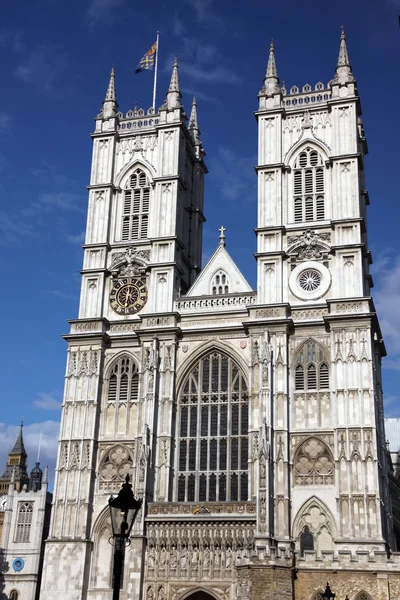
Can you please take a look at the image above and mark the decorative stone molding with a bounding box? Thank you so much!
[292,308,328,321]
[175,294,256,312]
[109,322,141,334]
[147,502,256,518]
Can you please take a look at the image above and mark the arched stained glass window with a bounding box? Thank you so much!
[177,351,248,502]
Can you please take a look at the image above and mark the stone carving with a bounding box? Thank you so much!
[110,323,141,333]
[225,546,232,568]
[292,308,328,321]
[203,546,210,568]
[255,308,281,318]
[294,438,334,485]
[99,445,133,491]
[170,546,177,569]
[147,586,154,600]
[180,546,188,568]
[335,302,363,313]
[287,229,330,261]
[191,545,199,566]
[214,546,221,567]
[157,585,165,600]
[109,246,150,278]
[148,545,156,569]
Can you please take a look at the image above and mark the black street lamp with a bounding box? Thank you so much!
[322,583,336,600]
[108,474,142,600]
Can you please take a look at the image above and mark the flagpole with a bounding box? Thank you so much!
[152,31,159,113]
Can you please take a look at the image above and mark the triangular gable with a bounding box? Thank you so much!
[186,244,253,297]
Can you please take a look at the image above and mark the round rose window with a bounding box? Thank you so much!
[298,269,321,292]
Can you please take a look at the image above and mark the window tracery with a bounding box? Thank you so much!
[293,147,325,223]
[294,341,329,391]
[211,270,230,295]
[122,169,150,241]
[99,445,134,491]
[177,351,248,502]
[294,438,334,485]
[108,356,139,404]
[15,502,33,543]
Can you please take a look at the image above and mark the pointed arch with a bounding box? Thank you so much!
[287,142,329,224]
[355,592,373,600]
[90,506,113,588]
[103,352,140,437]
[293,338,330,392]
[115,158,156,189]
[210,268,230,295]
[176,340,249,394]
[179,587,221,600]
[293,437,334,485]
[176,347,249,503]
[286,138,330,166]
[293,496,337,556]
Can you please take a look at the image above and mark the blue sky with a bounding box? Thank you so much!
[0,0,399,487]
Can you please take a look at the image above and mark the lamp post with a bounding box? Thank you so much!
[108,474,142,600]
[322,583,336,600]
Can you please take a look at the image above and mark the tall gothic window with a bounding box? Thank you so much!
[122,169,150,241]
[211,270,230,295]
[177,351,249,502]
[15,502,33,542]
[294,341,329,391]
[293,147,325,223]
[108,357,139,404]
[9,590,19,600]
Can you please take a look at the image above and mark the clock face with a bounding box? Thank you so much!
[110,278,148,315]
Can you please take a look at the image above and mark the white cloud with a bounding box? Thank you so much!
[383,395,400,418]
[209,147,256,202]
[0,421,60,489]
[14,44,69,91]
[0,29,24,53]
[181,87,219,105]
[67,231,86,244]
[33,392,62,411]
[0,113,12,133]
[179,62,241,84]
[87,0,125,27]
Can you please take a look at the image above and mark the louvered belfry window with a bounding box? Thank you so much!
[293,148,325,223]
[177,351,249,502]
[108,357,139,403]
[122,169,150,241]
[15,502,33,543]
[294,341,329,391]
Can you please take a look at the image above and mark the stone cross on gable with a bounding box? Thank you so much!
[219,225,226,246]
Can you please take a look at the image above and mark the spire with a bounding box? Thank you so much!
[167,57,182,110]
[262,40,280,96]
[10,420,27,458]
[102,66,118,119]
[188,96,200,145]
[332,26,355,85]
[43,465,48,485]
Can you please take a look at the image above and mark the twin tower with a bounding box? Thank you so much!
[13,28,400,600]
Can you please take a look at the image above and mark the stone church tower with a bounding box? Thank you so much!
[39,30,400,600]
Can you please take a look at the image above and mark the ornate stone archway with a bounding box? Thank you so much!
[182,593,217,600]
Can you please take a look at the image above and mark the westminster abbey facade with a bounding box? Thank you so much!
[35,30,400,600]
